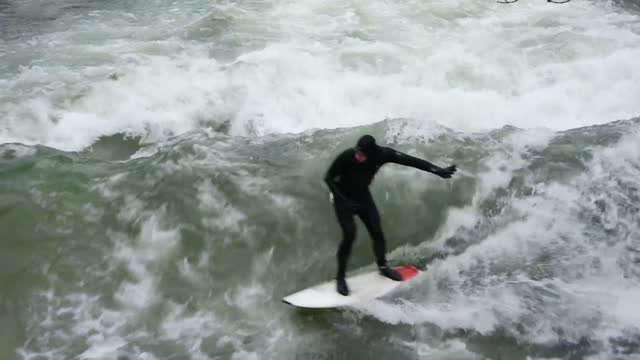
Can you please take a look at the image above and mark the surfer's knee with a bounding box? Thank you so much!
[342,223,356,242]
[367,227,384,242]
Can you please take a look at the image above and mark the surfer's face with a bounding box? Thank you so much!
[354,150,367,163]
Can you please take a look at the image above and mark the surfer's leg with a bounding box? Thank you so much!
[358,196,402,281]
[334,201,356,280]
[357,197,386,266]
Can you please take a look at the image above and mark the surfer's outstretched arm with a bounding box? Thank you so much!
[383,147,457,178]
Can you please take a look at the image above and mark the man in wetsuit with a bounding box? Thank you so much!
[325,135,457,296]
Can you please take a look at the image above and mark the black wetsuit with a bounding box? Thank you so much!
[325,142,450,280]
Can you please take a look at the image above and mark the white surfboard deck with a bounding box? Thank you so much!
[282,265,420,308]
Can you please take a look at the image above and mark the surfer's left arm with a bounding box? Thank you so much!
[324,150,357,204]
[383,147,457,178]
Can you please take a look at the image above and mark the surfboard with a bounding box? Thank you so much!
[282,265,420,308]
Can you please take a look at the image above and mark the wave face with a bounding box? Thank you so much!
[1,118,639,359]
[2,0,640,359]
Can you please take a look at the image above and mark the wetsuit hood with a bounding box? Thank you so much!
[355,135,379,154]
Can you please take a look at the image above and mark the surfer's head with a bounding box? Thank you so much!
[354,135,378,163]
[355,134,378,154]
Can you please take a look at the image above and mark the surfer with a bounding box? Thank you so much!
[325,135,456,296]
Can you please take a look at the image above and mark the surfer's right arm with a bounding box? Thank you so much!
[324,150,356,206]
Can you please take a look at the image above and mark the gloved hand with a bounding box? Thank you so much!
[435,164,457,178]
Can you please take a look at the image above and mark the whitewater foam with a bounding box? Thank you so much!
[356,129,640,356]
[2,0,640,150]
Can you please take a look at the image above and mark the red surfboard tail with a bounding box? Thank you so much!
[393,265,420,281]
